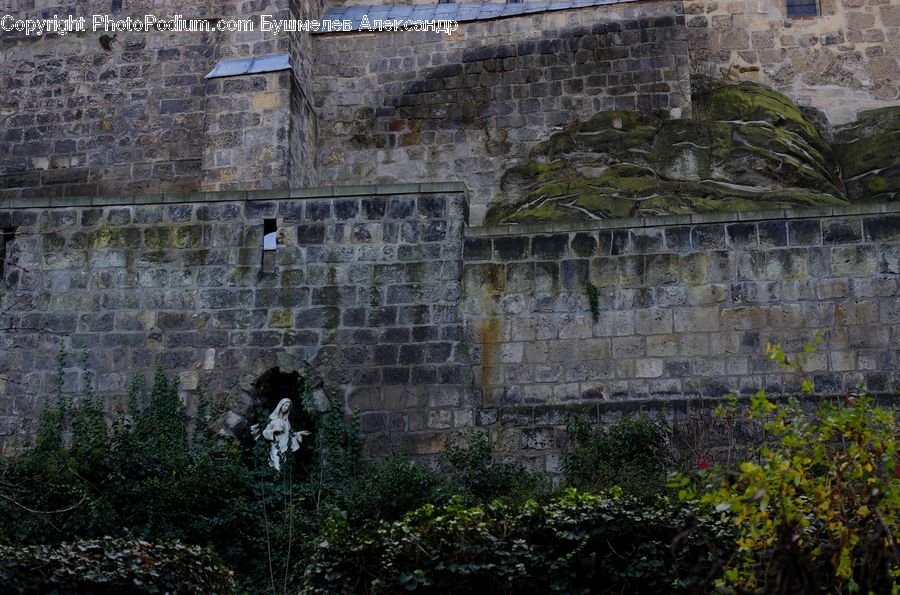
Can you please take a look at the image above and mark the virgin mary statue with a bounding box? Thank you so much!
[251,398,311,471]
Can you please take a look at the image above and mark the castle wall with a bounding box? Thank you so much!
[3,189,899,469]
[0,185,472,455]
[0,0,323,200]
[460,204,900,470]
[686,0,900,125]
[5,1,899,204]
[463,208,900,403]
[311,2,691,225]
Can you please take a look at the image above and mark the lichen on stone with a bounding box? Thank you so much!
[833,106,900,203]
[486,80,868,224]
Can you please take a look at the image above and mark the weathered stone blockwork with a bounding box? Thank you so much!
[312,1,690,224]
[0,0,323,199]
[458,207,900,471]
[0,185,470,456]
[686,0,900,124]
[464,208,900,413]
[4,188,900,471]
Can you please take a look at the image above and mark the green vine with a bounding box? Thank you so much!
[582,281,601,323]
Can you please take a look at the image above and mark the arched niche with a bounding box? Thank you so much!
[218,352,326,439]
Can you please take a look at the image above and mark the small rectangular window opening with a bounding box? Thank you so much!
[1,227,15,284]
[786,0,818,18]
[262,219,277,274]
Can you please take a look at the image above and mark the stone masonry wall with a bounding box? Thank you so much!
[312,1,691,224]
[462,205,900,471]
[0,0,323,200]
[0,185,471,458]
[463,205,900,404]
[4,188,900,472]
[687,0,900,125]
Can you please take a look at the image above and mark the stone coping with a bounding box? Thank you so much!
[467,202,900,237]
[318,0,644,33]
[3,186,898,234]
[0,182,468,210]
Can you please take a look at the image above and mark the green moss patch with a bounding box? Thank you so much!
[487,81,862,224]
[834,106,900,202]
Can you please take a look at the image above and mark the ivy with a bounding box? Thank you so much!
[302,489,735,594]
[582,281,601,323]
[0,537,234,594]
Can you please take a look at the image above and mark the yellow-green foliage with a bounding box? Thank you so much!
[674,337,900,593]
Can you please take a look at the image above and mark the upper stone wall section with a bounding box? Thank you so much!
[322,0,644,25]
[686,0,900,125]
[312,1,691,225]
[325,0,628,8]
[0,0,324,201]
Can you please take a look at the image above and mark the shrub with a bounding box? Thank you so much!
[442,431,551,505]
[0,358,365,594]
[563,414,672,498]
[343,452,452,524]
[0,537,234,594]
[684,390,900,593]
[0,364,265,584]
[302,489,735,594]
[673,338,900,593]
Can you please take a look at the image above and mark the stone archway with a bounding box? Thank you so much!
[217,352,327,438]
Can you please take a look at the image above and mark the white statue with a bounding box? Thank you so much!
[251,398,311,471]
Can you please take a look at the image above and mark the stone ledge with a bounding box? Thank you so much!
[466,202,900,237]
[0,182,469,209]
[480,393,900,426]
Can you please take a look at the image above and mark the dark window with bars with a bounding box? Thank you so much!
[786,0,818,17]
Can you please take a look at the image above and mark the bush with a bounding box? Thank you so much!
[302,489,735,594]
[0,537,233,594]
[343,452,452,524]
[0,364,268,587]
[684,390,900,593]
[563,414,672,498]
[672,338,900,593]
[442,431,551,505]
[0,358,364,594]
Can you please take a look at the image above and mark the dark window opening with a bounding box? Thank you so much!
[786,0,818,17]
[1,228,15,285]
[438,0,455,4]
[262,218,277,274]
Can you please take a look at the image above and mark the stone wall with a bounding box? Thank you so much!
[463,205,900,403]
[0,0,323,200]
[0,184,471,457]
[4,0,900,205]
[311,1,691,224]
[460,204,900,469]
[3,186,900,470]
[686,0,900,125]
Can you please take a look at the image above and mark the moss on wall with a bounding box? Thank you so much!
[833,106,900,203]
[486,81,866,225]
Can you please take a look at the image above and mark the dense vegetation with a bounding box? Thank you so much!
[1,341,899,593]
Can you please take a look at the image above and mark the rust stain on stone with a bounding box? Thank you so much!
[480,318,502,388]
